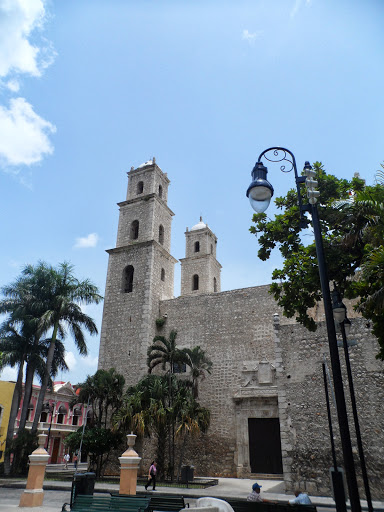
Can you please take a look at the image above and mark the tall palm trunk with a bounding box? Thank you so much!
[19,362,34,431]
[4,360,25,475]
[31,323,58,434]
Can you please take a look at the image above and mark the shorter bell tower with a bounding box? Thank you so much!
[180,217,221,296]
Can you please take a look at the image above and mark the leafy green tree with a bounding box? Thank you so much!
[65,427,122,478]
[69,368,125,477]
[250,161,384,357]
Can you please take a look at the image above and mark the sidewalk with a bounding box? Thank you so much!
[1,476,383,512]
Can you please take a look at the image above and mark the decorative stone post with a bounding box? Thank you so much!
[19,429,50,508]
[119,432,141,495]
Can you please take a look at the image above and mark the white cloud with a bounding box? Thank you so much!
[65,351,78,370]
[82,355,99,368]
[242,29,263,46]
[0,0,54,78]
[290,0,311,18]
[74,233,100,249]
[0,97,56,167]
[6,79,21,92]
[0,366,18,381]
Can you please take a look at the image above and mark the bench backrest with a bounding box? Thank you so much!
[72,495,150,512]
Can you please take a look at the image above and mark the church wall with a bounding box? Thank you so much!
[158,285,286,476]
[275,317,384,500]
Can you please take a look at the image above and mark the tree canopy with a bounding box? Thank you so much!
[250,162,384,358]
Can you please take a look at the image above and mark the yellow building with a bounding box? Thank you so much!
[0,380,16,463]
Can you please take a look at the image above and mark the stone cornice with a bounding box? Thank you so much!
[117,193,174,217]
[107,240,178,263]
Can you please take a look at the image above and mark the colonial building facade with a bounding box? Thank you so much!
[98,160,384,499]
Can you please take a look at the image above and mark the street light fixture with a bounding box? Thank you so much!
[332,290,373,512]
[246,147,361,512]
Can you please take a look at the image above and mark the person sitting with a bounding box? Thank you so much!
[247,483,264,502]
[289,490,312,505]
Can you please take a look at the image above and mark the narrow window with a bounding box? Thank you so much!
[161,268,165,281]
[192,274,199,291]
[159,184,163,198]
[72,408,81,426]
[40,411,48,423]
[123,265,134,293]
[211,244,213,254]
[137,181,144,194]
[214,277,217,292]
[130,220,139,240]
[26,403,34,422]
[159,224,164,245]
[194,241,200,252]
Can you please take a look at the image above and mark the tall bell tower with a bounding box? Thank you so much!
[98,159,177,383]
[180,217,221,296]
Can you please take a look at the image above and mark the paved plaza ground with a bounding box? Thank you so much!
[1,475,383,512]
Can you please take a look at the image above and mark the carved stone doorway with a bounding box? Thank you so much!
[248,417,283,474]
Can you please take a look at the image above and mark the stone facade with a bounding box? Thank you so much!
[98,160,384,500]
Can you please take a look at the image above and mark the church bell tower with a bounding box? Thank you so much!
[98,159,177,382]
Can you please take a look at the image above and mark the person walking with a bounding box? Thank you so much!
[64,453,70,469]
[145,461,157,491]
[73,454,78,470]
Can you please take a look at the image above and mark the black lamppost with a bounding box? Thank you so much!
[332,290,373,512]
[246,147,361,512]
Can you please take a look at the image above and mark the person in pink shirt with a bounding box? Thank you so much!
[145,461,157,491]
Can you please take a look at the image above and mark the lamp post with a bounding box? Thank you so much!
[332,290,373,512]
[246,147,361,512]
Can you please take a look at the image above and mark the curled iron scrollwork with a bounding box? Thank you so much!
[259,147,295,173]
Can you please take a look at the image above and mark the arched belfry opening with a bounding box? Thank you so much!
[137,181,144,194]
[192,274,199,291]
[195,241,200,252]
[159,224,164,245]
[123,265,134,293]
[130,220,139,240]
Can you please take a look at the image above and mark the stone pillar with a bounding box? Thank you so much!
[119,433,141,495]
[19,430,50,508]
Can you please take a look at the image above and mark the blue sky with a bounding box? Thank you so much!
[1,0,383,385]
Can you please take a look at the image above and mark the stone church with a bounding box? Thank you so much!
[98,159,384,499]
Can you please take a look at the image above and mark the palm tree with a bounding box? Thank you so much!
[183,346,212,398]
[0,261,102,435]
[147,330,184,374]
[29,262,102,433]
[0,320,31,474]
[72,368,125,429]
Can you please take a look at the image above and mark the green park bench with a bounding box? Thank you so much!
[225,499,317,512]
[68,494,151,512]
[111,493,188,512]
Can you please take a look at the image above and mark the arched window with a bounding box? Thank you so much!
[158,184,163,198]
[123,266,134,293]
[192,274,199,291]
[194,241,200,252]
[72,407,82,426]
[57,405,67,424]
[214,277,217,292]
[161,268,165,281]
[137,181,144,194]
[130,220,139,240]
[159,224,164,245]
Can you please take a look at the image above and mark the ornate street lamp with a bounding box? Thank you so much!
[246,147,361,512]
[332,290,373,512]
